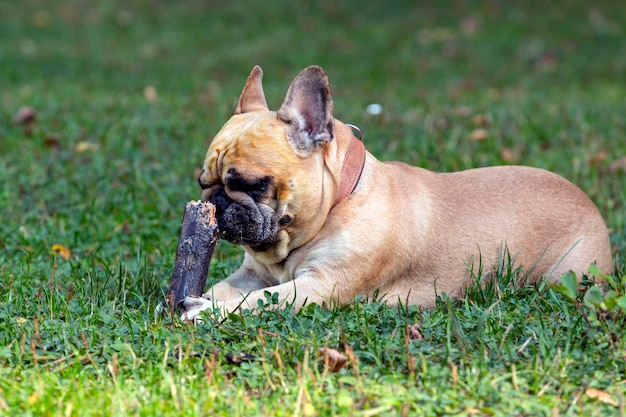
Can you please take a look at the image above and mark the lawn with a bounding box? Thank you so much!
[1,0,625,416]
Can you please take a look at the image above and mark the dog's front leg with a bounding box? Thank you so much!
[181,275,334,321]
[202,253,279,300]
[180,253,279,321]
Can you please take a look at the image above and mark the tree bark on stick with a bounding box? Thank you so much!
[167,201,218,310]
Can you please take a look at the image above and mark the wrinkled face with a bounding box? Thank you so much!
[198,112,329,264]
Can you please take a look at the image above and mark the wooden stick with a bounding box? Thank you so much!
[167,201,218,310]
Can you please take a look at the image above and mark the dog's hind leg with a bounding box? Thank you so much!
[545,233,613,283]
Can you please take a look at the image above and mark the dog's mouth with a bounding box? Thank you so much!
[217,221,278,247]
[207,186,280,248]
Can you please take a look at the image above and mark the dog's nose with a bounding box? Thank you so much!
[210,187,231,214]
[198,169,211,189]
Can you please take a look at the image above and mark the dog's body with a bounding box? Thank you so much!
[182,66,612,319]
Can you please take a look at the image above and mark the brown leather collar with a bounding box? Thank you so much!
[334,127,366,206]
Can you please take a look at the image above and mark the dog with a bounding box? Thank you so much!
[182,65,612,320]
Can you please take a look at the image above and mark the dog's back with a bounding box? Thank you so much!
[387,163,612,282]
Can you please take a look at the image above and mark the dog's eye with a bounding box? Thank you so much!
[226,170,274,199]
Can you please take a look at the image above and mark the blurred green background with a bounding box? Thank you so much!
[2,0,624,263]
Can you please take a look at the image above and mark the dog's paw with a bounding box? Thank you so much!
[180,296,213,322]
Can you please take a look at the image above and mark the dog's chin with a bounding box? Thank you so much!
[219,232,272,245]
[247,241,275,253]
[218,225,278,251]
[220,234,277,254]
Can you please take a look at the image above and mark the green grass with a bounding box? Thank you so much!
[1,0,625,415]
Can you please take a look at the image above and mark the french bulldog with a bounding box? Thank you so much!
[182,65,612,320]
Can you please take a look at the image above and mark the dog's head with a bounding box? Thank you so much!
[198,66,344,264]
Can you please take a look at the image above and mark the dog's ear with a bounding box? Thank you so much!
[234,66,269,114]
[278,66,334,155]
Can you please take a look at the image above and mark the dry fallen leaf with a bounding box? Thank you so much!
[585,388,618,406]
[318,347,347,372]
[589,150,608,166]
[407,323,424,340]
[144,85,157,102]
[302,403,315,417]
[43,136,61,149]
[27,393,39,406]
[500,148,517,163]
[13,106,36,126]
[471,114,491,127]
[75,141,100,153]
[51,244,71,260]
[608,156,626,173]
[469,128,489,142]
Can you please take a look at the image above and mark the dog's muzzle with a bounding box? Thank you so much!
[208,186,279,247]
